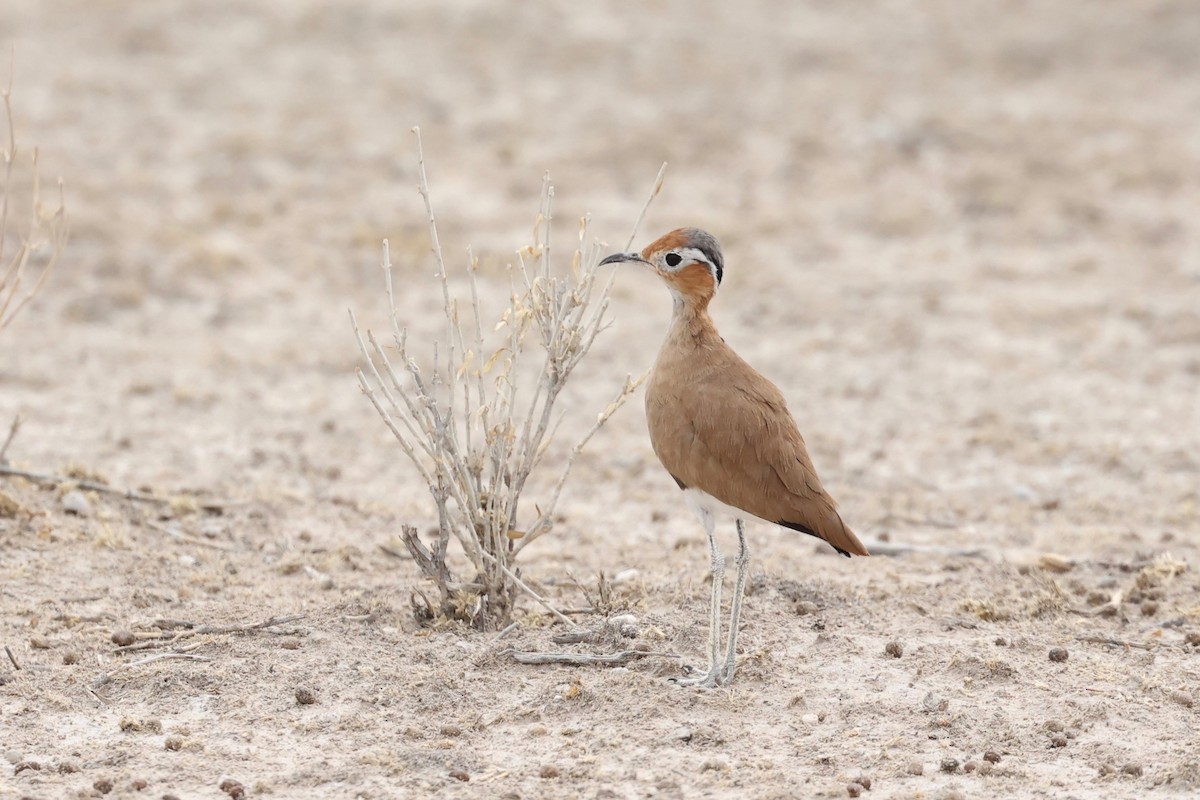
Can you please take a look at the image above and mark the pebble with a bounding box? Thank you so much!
[1049,647,1069,663]
[219,778,246,799]
[884,641,903,658]
[796,600,820,615]
[294,687,317,705]
[61,490,92,517]
[1169,690,1194,708]
[963,761,977,773]
[539,764,560,779]
[1050,734,1067,748]
[856,776,872,790]
[847,784,862,797]
[111,630,136,647]
[164,735,183,751]
[906,761,924,775]
[93,778,114,794]
[449,769,469,782]
[940,758,959,773]
[1184,632,1200,647]
[983,751,1002,763]
[1045,719,1065,732]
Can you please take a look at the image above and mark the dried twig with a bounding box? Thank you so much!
[504,648,681,667]
[0,414,20,464]
[144,520,236,552]
[0,464,240,511]
[4,644,19,670]
[113,614,305,653]
[94,652,213,685]
[1075,635,1156,651]
[859,538,989,559]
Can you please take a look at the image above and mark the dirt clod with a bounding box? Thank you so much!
[940,758,959,773]
[111,630,136,647]
[1050,734,1067,748]
[449,769,469,782]
[884,641,903,658]
[847,783,862,797]
[13,760,41,775]
[1121,763,1144,777]
[984,751,1002,763]
[1048,647,1069,663]
[539,764,560,779]
[906,761,923,776]
[62,651,80,665]
[164,736,183,751]
[94,778,114,794]
[294,687,317,705]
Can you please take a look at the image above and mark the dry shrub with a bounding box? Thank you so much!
[1,74,67,332]
[352,129,662,629]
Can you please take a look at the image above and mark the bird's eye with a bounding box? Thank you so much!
[664,253,682,267]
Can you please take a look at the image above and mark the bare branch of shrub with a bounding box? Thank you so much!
[352,128,661,629]
[0,72,67,332]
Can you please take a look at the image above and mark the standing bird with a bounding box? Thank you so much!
[601,228,868,687]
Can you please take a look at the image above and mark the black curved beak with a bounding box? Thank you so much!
[599,251,650,267]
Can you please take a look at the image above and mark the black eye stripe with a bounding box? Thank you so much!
[665,253,682,267]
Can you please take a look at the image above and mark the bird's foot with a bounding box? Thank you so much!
[669,663,728,689]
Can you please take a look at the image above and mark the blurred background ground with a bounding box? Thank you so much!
[2,1,1199,798]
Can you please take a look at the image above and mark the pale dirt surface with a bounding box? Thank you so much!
[3,1,1200,798]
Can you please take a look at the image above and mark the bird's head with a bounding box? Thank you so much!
[601,227,724,305]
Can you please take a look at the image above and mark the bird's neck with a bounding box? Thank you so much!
[667,292,720,345]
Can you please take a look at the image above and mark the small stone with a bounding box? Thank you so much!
[1169,690,1194,708]
[1045,719,1065,732]
[940,758,959,773]
[111,630,136,647]
[29,636,51,649]
[847,784,862,797]
[539,764,560,779]
[795,600,820,615]
[93,778,114,794]
[856,775,872,790]
[1049,647,1069,663]
[1120,763,1143,777]
[449,769,469,782]
[1141,602,1158,616]
[994,637,1007,646]
[279,637,301,650]
[164,735,183,751]
[62,490,92,517]
[295,687,317,705]
[62,651,80,665]
[906,761,924,775]
[1050,734,1067,748]
[132,778,148,790]
[440,725,462,737]
[983,750,1002,763]
[219,778,246,799]
[884,641,903,658]
[964,761,977,773]
[1184,632,1200,647]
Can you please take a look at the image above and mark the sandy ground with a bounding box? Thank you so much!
[3,1,1200,798]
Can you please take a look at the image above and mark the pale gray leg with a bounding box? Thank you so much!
[719,519,751,684]
[673,506,724,686]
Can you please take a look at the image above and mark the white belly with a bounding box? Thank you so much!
[683,487,747,521]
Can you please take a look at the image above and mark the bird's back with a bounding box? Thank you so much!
[646,322,868,557]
